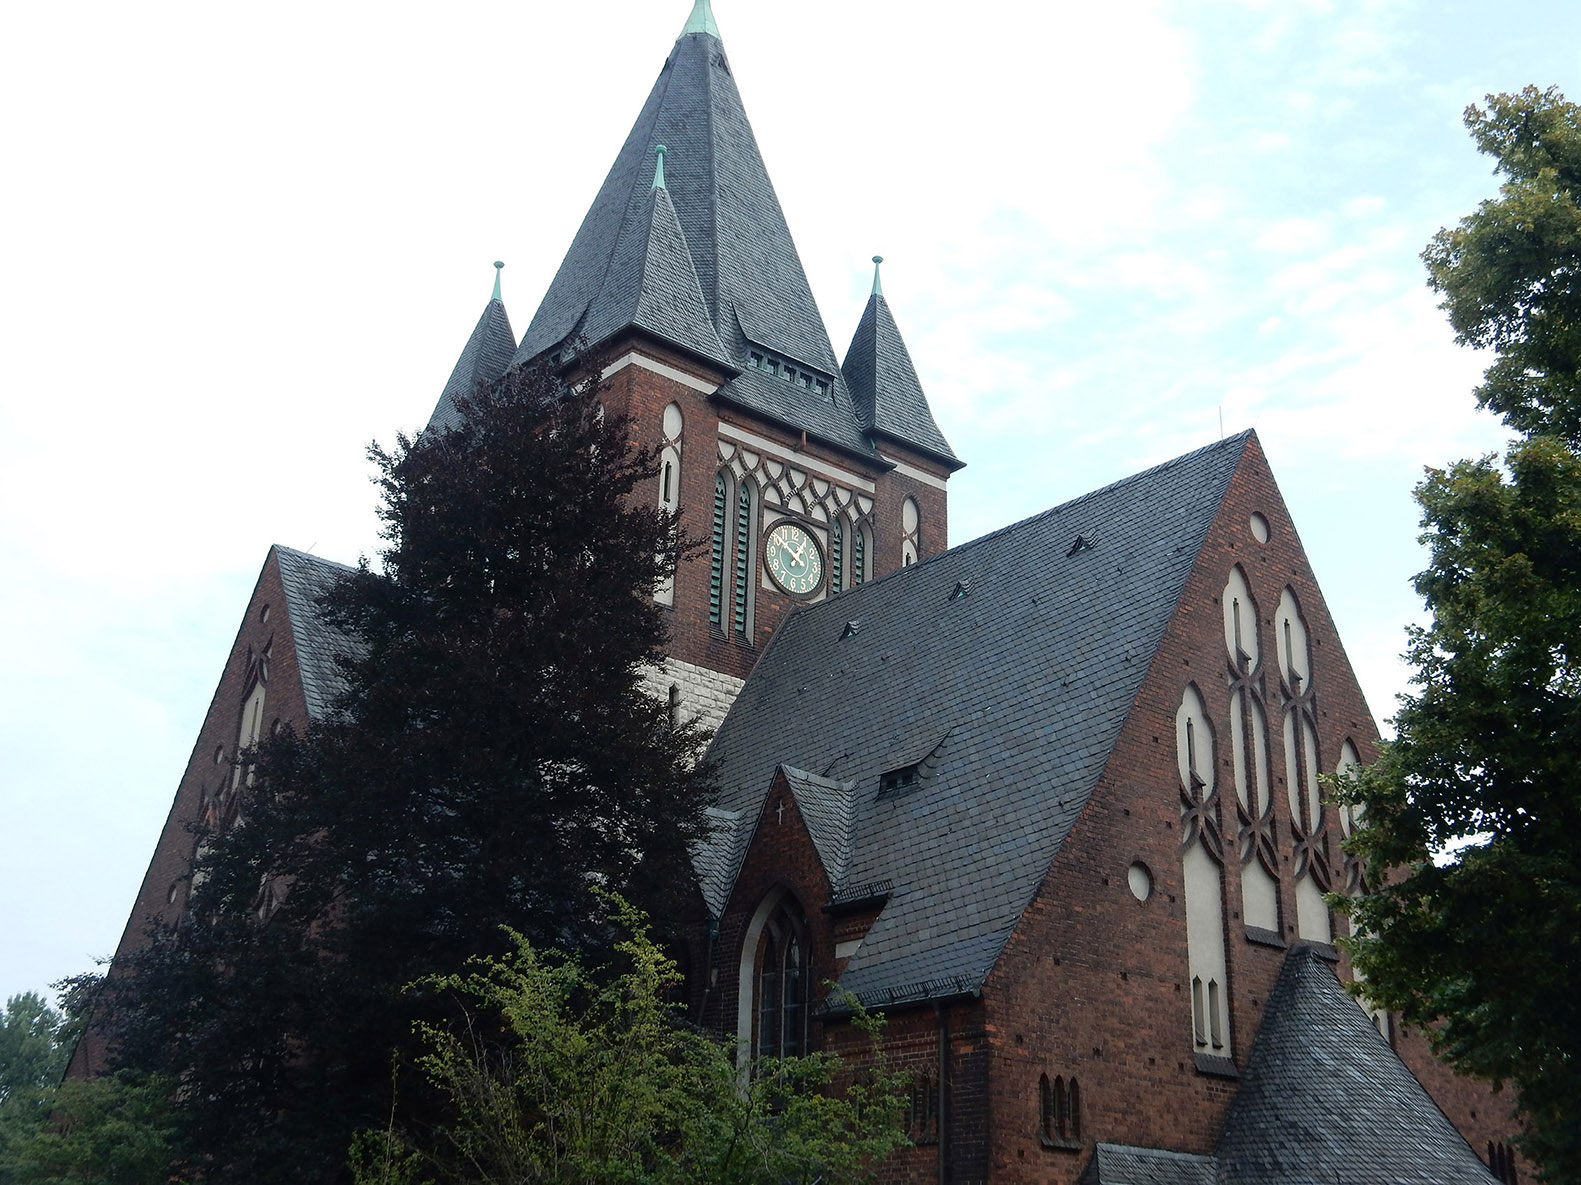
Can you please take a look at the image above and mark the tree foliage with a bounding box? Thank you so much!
[100,356,716,1181]
[0,994,66,1106]
[350,896,910,1185]
[0,1073,182,1185]
[1338,86,1581,1182]
[1423,86,1581,445]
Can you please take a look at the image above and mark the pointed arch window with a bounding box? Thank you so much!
[852,523,869,586]
[1039,1073,1081,1147]
[754,903,808,1059]
[902,497,920,566]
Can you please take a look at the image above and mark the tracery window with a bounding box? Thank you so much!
[1224,567,1279,935]
[1277,587,1331,943]
[655,403,682,606]
[1178,684,1231,1058]
[754,902,808,1059]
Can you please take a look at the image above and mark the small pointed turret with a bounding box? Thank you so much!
[842,261,962,470]
[681,0,720,39]
[652,144,668,191]
[427,262,518,432]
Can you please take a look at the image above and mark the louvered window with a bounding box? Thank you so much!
[709,473,727,628]
[853,525,867,586]
[732,482,754,638]
[830,519,844,594]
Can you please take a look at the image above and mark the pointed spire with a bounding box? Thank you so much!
[680,0,720,39]
[871,255,884,297]
[492,260,504,302]
[652,144,668,191]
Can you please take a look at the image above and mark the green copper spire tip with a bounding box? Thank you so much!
[652,144,668,191]
[681,0,720,39]
[871,255,884,297]
[492,260,504,301]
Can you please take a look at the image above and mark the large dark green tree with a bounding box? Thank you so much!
[101,355,714,1181]
[1339,86,1581,1182]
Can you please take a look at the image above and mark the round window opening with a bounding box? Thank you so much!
[1127,861,1154,903]
[1249,512,1270,543]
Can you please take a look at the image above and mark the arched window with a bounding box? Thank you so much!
[902,496,920,566]
[1039,1073,1081,1146]
[1178,684,1231,1058]
[852,523,869,586]
[656,405,682,607]
[732,480,757,640]
[667,684,681,732]
[710,472,729,628]
[754,903,807,1059]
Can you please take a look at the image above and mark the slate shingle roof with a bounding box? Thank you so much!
[702,433,1253,1005]
[577,184,731,372]
[427,297,517,433]
[1076,1143,1218,1185]
[1215,945,1498,1185]
[274,546,360,722]
[514,25,881,459]
[843,292,961,469]
[779,765,858,890]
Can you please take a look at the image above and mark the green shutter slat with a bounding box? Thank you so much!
[709,474,726,626]
[831,519,844,594]
[733,484,752,636]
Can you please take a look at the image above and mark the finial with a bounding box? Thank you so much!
[681,0,721,39]
[492,260,504,302]
[652,144,668,191]
[871,255,884,297]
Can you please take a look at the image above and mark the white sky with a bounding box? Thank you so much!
[1,0,1574,1005]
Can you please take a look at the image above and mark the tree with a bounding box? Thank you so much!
[1337,86,1581,1182]
[349,896,911,1185]
[0,1073,182,1185]
[101,354,716,1182]
[0,995,65,1106]
[1423,86,1581,445]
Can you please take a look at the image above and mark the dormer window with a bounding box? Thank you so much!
[878,762,922,798]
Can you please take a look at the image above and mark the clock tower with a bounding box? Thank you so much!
[429,0,962,731]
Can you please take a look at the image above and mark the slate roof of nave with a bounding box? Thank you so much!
[427,296,517,433]
[274,546,360,722]
[700,432,1254,1006]
[514,21,880,460]
[1215,946,1498,1185]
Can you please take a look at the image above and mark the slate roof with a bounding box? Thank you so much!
[427,296,517,433]
[702,432,1253,1006]
[514,21,883,460]
[274,546,360,722]
[843,292,961,469]
[1216,946,1498,1185]
[1076,1144,1218,1185]
[779,765,858,889]
[577,184,732,372]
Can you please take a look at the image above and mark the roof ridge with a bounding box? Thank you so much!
[271,544,356,572]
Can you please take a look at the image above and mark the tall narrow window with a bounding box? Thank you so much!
[830,518,845,594]
[710,473,728,628]
[754,904,807,1060]
[656,404,683,607]
[902,496,920,566]
[853,524,869,586]
[732,482,756,639]
[1039,1073,1081,1145]
[1179,685,1231,1059]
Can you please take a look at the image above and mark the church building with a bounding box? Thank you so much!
[86,2,1522,1181]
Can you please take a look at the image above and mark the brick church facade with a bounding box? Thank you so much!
[86,2,1522,1181]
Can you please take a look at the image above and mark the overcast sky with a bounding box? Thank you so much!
[2,0,1575,1006]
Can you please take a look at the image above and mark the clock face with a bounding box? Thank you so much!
[764,522,823,596]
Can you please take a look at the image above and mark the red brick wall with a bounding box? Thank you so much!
[974,434,1515,1182]
[70,549,313,1077]
[599,336,955,683]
